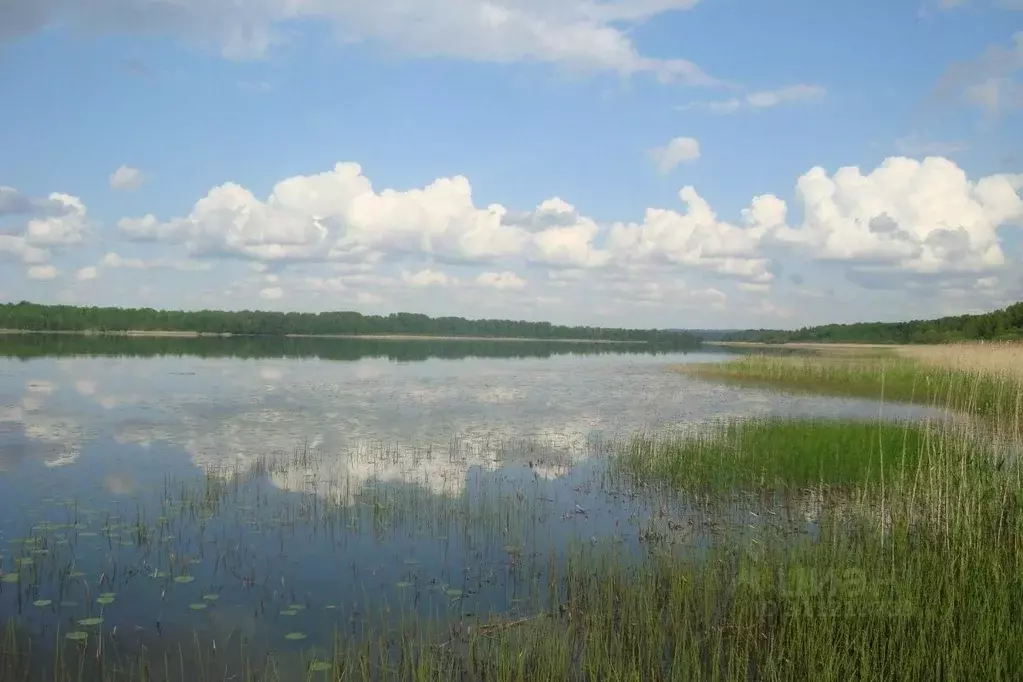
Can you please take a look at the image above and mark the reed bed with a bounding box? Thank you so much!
[896,341,1023,381]
[682,352,1023,430]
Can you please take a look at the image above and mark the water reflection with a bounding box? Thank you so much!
[0,337,955,679]
[0,341,940,500]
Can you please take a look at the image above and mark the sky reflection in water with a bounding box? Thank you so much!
[0,339,940,670]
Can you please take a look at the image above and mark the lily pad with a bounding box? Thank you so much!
[149,570,168,579]
[1,574,19,583]
[100,592,116,598]
[78,617,103,627]
[310,661,331,672]
[202,594,219,601]
[96,596,115,605]
[69,571,85,578]
[65,631,88,641]
[16,558,33,566]
[33,599,52,607]
[288,604,307,611]
[173,575,195,584]
[189,603,207,611]
[285,632,307,641]
[445,589,463,597]
[395,581,412,589]
[280,609,299,616]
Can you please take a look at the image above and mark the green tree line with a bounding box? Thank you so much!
[0,301,700,348]
[723,301,1023,344]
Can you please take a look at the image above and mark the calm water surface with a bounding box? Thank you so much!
[0,336,938,674]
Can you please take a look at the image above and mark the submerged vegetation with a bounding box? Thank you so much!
[0,301,700,347]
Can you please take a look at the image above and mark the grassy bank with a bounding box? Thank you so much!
[682,348,1023,427]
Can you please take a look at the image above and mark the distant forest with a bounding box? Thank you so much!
[723,301,1023,344]
[0,301,700,348]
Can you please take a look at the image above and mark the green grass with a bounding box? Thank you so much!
[684,354,1023,427]
[615,418,941,492]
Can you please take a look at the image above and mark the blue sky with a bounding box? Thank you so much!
[1,0,1021,329]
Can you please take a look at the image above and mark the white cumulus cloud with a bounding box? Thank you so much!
[102,155,1023,314]
[769,156,1023,275]
[75,266,99,281]
[649,136,701,173]
[110,165,144,190]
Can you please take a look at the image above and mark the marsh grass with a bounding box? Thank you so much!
[897,341,1023,381]
[615,418,939,491]
[683,353,1023,429]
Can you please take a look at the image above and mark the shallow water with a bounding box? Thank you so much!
[0,335,941,676]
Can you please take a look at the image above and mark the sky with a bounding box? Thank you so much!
[1,0,1022,330]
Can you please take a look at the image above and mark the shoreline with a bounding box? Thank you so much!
[706,340,902,350]
[0,329,645,344]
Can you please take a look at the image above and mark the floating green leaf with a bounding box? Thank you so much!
[69,571,85,578]
[202,594,219,601]
[189,603,207,610]
[285,632,307,640]
[78,617,103,627]
[149,570,168,579]
[173,575,195,584]
[280,609,299,616]
[288,604,307,611]
[33,599,52,607]
[310,661,331,672]
[65,631,88,641]
[395,581,412,589]
[100,592,116,598]
[445,589,463,597]
[96,596,115,605]
[1,574,19,583]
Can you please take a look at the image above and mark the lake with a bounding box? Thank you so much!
[0,335,940,679]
